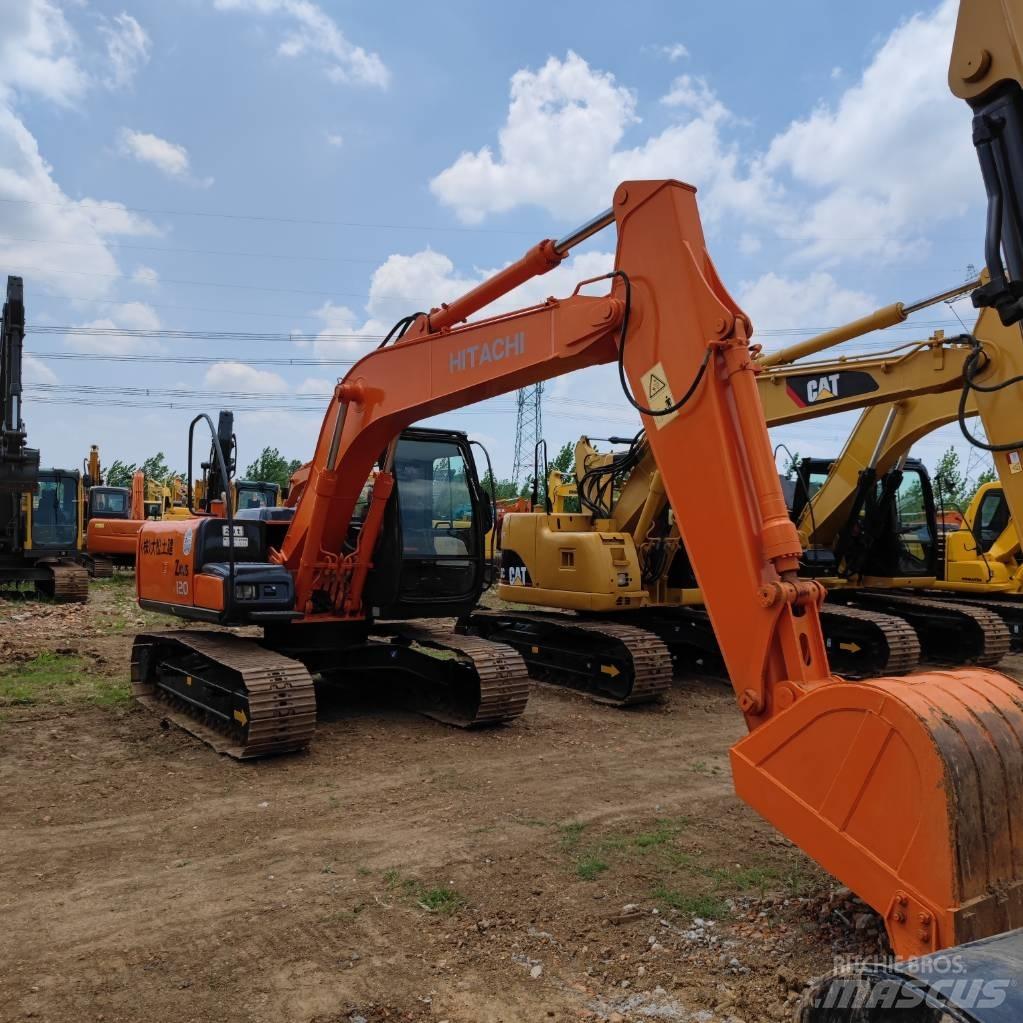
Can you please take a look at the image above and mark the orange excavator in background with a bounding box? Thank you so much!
[129,0,1023,987]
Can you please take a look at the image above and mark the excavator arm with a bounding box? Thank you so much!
[951,0,1023,323]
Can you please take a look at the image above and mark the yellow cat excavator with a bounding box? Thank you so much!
[479,304,1023,686]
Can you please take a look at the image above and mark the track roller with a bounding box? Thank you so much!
[463,610,672,705]
[132,631,317,759]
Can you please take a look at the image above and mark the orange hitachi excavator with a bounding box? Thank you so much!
[130,4,1023,986]
[132,177,1023,965]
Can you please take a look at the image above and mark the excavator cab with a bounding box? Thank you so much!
[29,469,82,553]
[86,486,131,521]
[235,480,279,510]
[368,428,492,620]
[793,457,938,581]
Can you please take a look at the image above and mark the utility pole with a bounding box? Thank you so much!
[511,383,543,484]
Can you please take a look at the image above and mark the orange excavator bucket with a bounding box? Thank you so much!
[731,668,1023,958]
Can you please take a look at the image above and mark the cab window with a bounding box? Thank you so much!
[976,489,1009,553]
[32,477,78,547]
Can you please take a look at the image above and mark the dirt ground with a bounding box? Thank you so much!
[1,577,979,1023]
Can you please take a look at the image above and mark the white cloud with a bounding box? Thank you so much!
[762,0,972,263]
[0,0,88,106]
[429,54,778,226]
[212,0,389,88]
[204,361,288,393]
[659,43,689,61]
[131,265,159,286]
[23,353,57,385]
[118,128,207,184]
[431,4,974,269]
[738,233,762,256]
[0,107,158,302]
[738,271,875,353]
[297,376,333,395]
[324,131,343,148]
[100,13,150,90]
[830,66,843,80]
[64,302,163,355]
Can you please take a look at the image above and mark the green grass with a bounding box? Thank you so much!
[415,886,465,913]
[576,856,610,881]
[0,652,84,706]
[380,870,466,913]
[712,865,779,894]
[559,821,587,850]
[652,887,730,920]
[633,818,687,850]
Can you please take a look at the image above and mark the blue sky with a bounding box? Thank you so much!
[0,0,996,484]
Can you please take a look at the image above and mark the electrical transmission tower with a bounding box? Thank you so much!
[512,383,544,484]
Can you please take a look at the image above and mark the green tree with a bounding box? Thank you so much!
[480,469,520,501]
[974,465,997,487]
[244,447,303,490]
[551,441,575,476]
[140,452,175,484]
[106,459,138,489]
[933,446,969,509]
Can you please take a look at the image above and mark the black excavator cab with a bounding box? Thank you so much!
[86,486,131,521]
[235,480,280,510]
[791,456,938,581]
[366,427,493,621]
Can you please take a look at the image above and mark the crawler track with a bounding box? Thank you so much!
[44,562,89,602]
[839,590,1010,668]
[819,604,921,678]
[84,555,114,579]
[131,631,317,759]
[464,611,672,706]
[386,623,531,726]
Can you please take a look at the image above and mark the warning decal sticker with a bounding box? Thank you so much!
[639,362,679,429]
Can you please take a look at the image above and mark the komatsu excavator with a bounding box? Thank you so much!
[129,0,1023,993]
[0,277,88,602]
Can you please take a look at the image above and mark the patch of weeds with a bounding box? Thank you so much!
[91,678,131,707]
[356,866,373,877]
[634,817,686,850]
[712,865,779,895]
[559,821,587,851]
[0,652,83,706]
[415,886,465,913]
[383,869,466,914]
[517,817,549,828]
[576,856,610,881]
[652,886,730,920]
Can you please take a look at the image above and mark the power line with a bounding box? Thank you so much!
[26,350,354,366]
[0,233,383,266]
[0,196,536,236]
[30,325,381,343]
[13,263,365,300]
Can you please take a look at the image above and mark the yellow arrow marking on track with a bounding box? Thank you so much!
[839,642,862,654]
[600,664,620,678]
[234,708,248,727]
